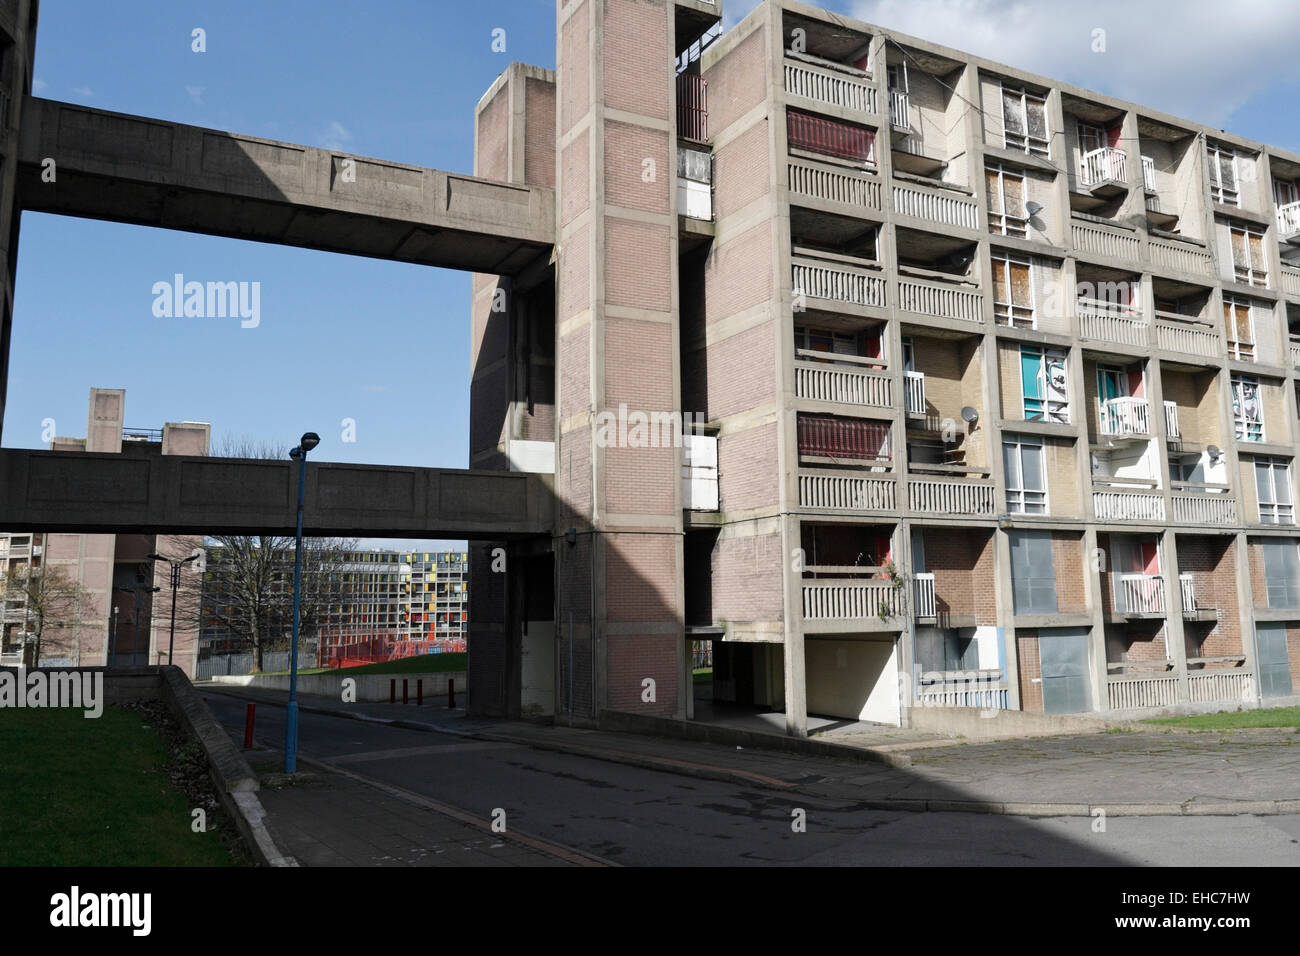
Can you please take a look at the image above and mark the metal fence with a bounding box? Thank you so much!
[196,649,318,681]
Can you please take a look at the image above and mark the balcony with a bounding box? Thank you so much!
[1281,264,1300,297]
[888,89,909,130]
[1078,298,1148,347]
[1290,336,1300,369]
[1079,146,1128,197]
[897,273,983,324]
[915,671,1009,710]
[1114,572,1165,616]
[802,579,903,624]
[787,157,881,211]
[907,475,997,516]
[1155,310,1219,359]
[1188,669,1254,703]
[903,370,925,418]
[682,434,718,512]
[798,471,897,511]
[1148,236,1213,277]
[1162,400,1179,438]
[792,249,886,309]
[1179,572,1201,618]
[1072,217,1141,260]
[1108,674,1178,710]
[1171,485,1236,526]
[783,55,877,115]
[1098,396,1150,438]
[794,354,892,408]
[891,180,979,231]
[913,572,936,617]
[677,73,707,142]
[1278,200,1300,243]
[1094,485,1165,522]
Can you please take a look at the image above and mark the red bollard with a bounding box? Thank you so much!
[402,679,409,705]
[243,703,255,750]
[448,678,455,709]
[417,679,423,706]
[390,678,396,704]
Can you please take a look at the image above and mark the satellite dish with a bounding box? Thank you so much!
[960,406,979,424]
[1207,445,1222,461]
[1025,201,1044,216]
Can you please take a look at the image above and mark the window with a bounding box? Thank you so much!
[1223,296,1256,361]
[1232,376,1263,442]
[1008,530,1058,614]
[1169,454,1204,483]
[991,251,1034,327]
[1208,144,1240,206]
[1004,435,1047,514]
[1020,346,1069,423]
[1261,539,1300,607]
[1229,223,1268,288]
[916,626,980,674]
[794,325,879,364]
[1001,84,1049,157]
[1255,457,1294,524]
[986,164,1027,238]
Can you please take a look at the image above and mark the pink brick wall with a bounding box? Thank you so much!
[524,77,556,187]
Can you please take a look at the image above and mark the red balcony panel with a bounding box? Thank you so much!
[677,73,707,141]
[787,109,874,163]
[798,414,890,460]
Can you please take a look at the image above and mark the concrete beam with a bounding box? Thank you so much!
[17,97,555,276]
[0,448,553,539]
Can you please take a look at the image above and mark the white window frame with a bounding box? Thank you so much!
[1208,144,1240,207]
[1223,295,1256,362]
[1000,84,1049,158]
[1228,222,1269,288]
[1232,375,1264,443]
[991,250,1036,328]
[1004,434,1048,515]
[986,163,1028,238]
[1255,457,1294,525]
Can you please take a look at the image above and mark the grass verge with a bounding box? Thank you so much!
[1144,706,1300,730]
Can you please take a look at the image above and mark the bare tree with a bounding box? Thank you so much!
[166,434,362,673]
[3,564,94,666]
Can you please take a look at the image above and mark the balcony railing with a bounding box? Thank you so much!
[1281,264,1300,297]
[1098,396,1150,437]
[908,476,997,516]
[1188,670,1254,703]
[1080,146,1127,187]
[916,672,1009,709]
[798,470,896,511]
[1114,572,1165,615]
[1179,572,1198,617]
[913,573,936,617]
[1155,311,1219,358]
[1094,488,1165,522]
[1277,200,1300,239]
[888,89,909,128]
[891,181,979,230]
[1141,155,1156,191]
[783,57,877,115]
[1162,400,1179,438]
[1108,674,1178,710]
[676,73,707,141]
[802,580,902,621]
[1072,218,1141,259]
[787,158,881,209]
[897,275,983,324]
[792,251,887,308]
[1148,237,1214,277]
[903,370,926,417]
[1078,299,1147,347]
[1171,488,1236,526]
[1290,337,1300,369]
[794,357,892,408]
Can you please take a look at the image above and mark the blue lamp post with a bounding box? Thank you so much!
[285,431,320,774]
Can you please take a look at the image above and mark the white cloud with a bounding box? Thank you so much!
[849,0,1300,129]
[321,120,353,151]
[32,77,46,94]
[70,85,93,98]
[185,85,205,106]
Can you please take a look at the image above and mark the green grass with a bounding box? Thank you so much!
[0,706,238,866]
[1144,706,1300,730]
[693,667,713,684]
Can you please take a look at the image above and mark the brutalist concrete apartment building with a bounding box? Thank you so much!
[468,0,1300,734]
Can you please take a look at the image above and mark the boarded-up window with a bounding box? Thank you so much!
[986,164,1027,238]
[1223,296,1255,360]
[1001,85,1048,156]
[992,251,1034,327]
[1009,530,1057,614]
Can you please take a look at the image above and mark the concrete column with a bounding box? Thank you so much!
[1158,529,1191,702]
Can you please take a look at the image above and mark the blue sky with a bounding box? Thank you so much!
[8,0,1299,551]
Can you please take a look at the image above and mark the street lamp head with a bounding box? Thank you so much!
[146,552,164,562]
[300,432,321,453]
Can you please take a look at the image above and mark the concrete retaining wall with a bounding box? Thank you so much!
[209,671,464,703]
[907,705,1112,738]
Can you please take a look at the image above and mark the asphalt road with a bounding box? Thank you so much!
[202,693,1300,866]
